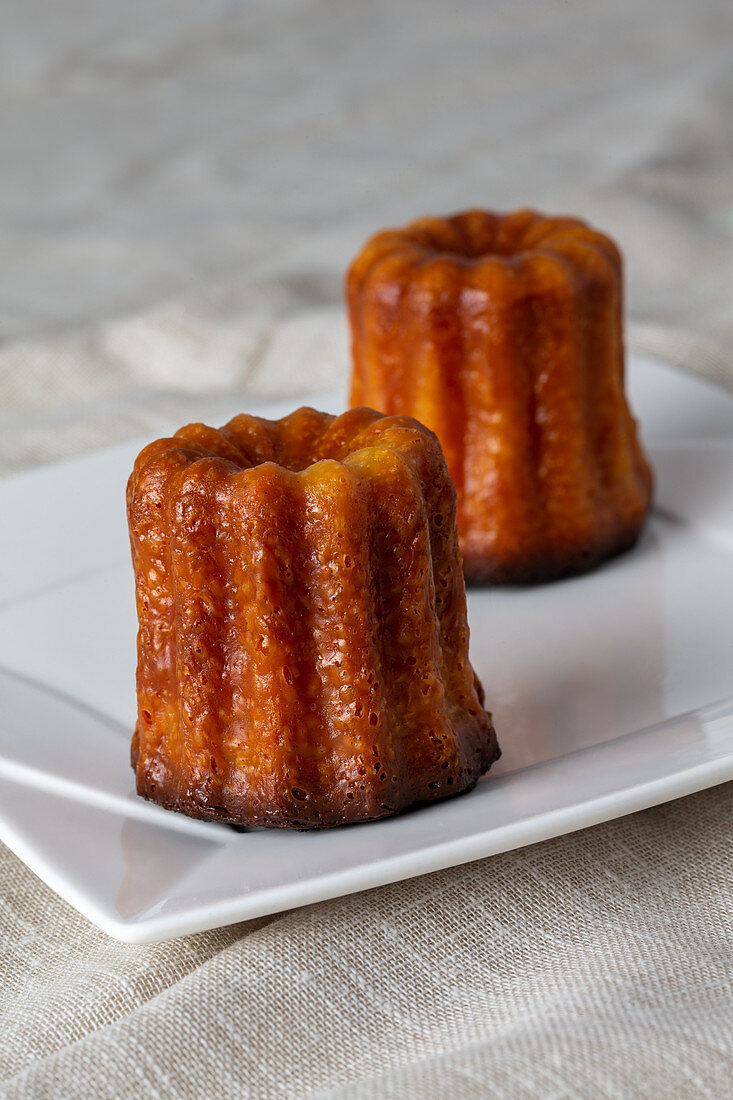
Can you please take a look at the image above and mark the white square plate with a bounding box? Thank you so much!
[1,354,732,943]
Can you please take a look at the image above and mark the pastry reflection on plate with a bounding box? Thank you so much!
[116,819,221,920]
[471,521,666,774]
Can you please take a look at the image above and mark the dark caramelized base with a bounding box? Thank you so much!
[462,520,647,586]
[132,726,501,830]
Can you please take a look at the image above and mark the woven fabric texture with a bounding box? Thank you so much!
[1,787,731,1098]
[1,0,732,1095]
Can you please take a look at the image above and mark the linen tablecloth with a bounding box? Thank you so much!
[1,2,732,1096]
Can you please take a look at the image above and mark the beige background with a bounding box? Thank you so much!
[1,1,732,1096]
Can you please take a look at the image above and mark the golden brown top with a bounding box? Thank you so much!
[130,405,448,487]
[347,207,621,284]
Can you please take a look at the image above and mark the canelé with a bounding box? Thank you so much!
[127,406,499,828]
[347,208,653,583]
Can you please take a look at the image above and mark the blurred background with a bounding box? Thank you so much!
[2,0,732,471]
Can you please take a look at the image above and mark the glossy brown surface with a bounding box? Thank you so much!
[127,406,499,828]
[347,208,653,584]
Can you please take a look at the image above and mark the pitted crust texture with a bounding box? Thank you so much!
[128,406,499,828]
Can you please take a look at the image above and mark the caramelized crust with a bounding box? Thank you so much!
[127,407,499,828]
[347,208,653,583]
